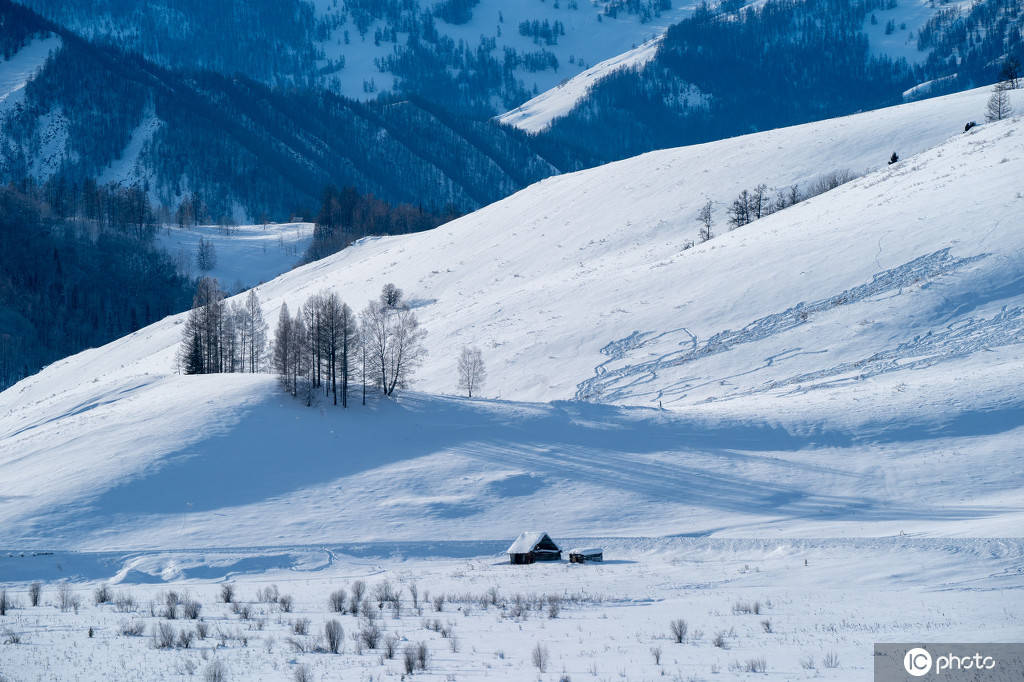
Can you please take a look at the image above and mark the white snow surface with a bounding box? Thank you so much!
[496,36,665,133]
[156,222,313,292]
[0,34,62,112]
[1,86,1024,554]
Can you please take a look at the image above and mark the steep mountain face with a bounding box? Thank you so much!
[534,0,1024,163]
[0,3,577,221]
[2,86,1022,548]
[18,0,689,114]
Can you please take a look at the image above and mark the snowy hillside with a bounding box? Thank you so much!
[310,0,692,103]
[497,36,668,133]
[0,34,61,110]
[1,85,1022,552]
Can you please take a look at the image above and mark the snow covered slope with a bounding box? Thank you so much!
[1,86,1022,550]
[156,222,313,292]
[497,36,668,133]
[0,34,61,112]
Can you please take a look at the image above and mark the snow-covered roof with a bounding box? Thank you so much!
[507,531,555,554]
[568,547,603,555]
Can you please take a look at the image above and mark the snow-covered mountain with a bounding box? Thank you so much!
[1,86,1022,551]
[496,35,669,133]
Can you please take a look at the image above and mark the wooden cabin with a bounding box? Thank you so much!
[507,531,562,564]
[568,547,603,563]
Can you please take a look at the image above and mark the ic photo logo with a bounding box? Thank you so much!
[904,648,933,676]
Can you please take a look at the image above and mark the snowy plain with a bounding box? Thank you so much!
[1,86,1023,680]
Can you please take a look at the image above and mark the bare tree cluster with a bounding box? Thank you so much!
[178,278,267,374]
[700,169,855,241]
[273,283,427,404]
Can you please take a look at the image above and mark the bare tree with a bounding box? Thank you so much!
[178,277,225,374]
[696,200,714,242]
[243,290,267,372]
[728,190,751,229]
[987,81,1013,122]
[1001,56,1020,89]
[274,303,295,394]
[196,237,217,272]
[361,288,427,397]
[457,346,486,397]
[751,184,769,219]
[531,643,550,672]
[380,282,404,308]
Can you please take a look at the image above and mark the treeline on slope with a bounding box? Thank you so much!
[0,181,191,390]
[304,185,455,263]
[689,170,859,247]
[541,0,1023,163]
[0,1,579,223]
[178,281,435,407]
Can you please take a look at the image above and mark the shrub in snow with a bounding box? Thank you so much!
[349,581,366,614]
[416,641,429,670]
[3,629,23,644]
[29,582,42,607]
[328,589,347,613]
[203,660,227,682]
[177,629,195,649]
[800,656,816,670]
[182,599,202,620]
[292,664,312,682]
[0,590,9,616]
[153,622,176,649]
[278,594,294,613]
[823,651,840,669]
[761,618,772,633]
[359,620,382,649]
[57,583,80,613]
[93,584,111,605]
[732,600,761,615]
[256,585,279,603]
[547,596,561,619]
[730,657,768,673]
[403,645,417,673]
[670,618,687,643]
[383,633,399,659]
[291,618,310,635]
[324,619,343,654]
[219,584,235,604]
[532,642,550,672]
[114,592,137,613]
[433,594,445,612]
[712,631,728,648]
[196,622,209,640]
[119,620,146,637]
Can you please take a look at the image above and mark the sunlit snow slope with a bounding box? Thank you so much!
[1,86,1022,550]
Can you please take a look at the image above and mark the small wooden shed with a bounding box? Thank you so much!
[507,531,562,564]
[568,547,603,563]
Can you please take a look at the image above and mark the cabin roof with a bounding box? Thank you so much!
[507,531,559,554]
[568,547,602,555]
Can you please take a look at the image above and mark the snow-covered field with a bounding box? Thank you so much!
[157,222,313,292]
[1,86,1023,679]
[2,538,1021,681]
